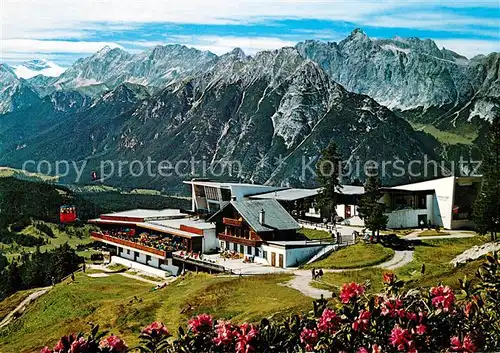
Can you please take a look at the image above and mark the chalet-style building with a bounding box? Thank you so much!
[208,199,324,268]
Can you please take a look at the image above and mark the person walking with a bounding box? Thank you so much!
[420,219,425,231]
[318,269,324,279]
[311,268,316,280]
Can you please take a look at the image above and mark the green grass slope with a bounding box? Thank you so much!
[0,272,311,353]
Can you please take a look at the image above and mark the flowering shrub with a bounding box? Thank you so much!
[40,253,500,353]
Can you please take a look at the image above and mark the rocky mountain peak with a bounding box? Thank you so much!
[349,28,368,41]
[0,63,16,77]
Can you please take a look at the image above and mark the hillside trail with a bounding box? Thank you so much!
[0,286,52,329]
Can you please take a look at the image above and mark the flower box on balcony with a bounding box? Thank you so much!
[223,217,243,227]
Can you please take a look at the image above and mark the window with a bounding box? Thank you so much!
[225,242,229,250]
[247,246,252,255]
[255,247,260,257]
[220,241,225,249]
[205,186,219,200]
[262,251,267,260]
[146,255,152,262]
[127,249,130,255]
[239,245,244,254]
[233,243,238,251]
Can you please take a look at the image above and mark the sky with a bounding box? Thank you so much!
[1,0,499,67]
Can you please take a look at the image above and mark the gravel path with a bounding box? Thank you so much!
[286,249,413,299]
[0,287,51,328]
[286,230,479,298]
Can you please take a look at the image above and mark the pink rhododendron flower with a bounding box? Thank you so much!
[53,341,65,353]
[415,324,427,335]
[300,327,319,351]
[213,321,236,346]
[70,337,88,353]
[99,335,128,352]
[235,323,258,353]
[371,344,382,353]
[358,347,369,353]
[339,282,365,303]
[142,322,170,337]
[53,335,74,353]
[430,285,455,312]
[188,313,214,333]
[352,310,371,332]
[317,308,340,334]
[40,347,52,353]
[389,325,415,352]
[450,335,476,353]
[381,297,403,317]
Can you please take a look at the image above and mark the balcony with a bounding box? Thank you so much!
[223,217,243,227]
[218,233,262,247]
[91,231,166,257]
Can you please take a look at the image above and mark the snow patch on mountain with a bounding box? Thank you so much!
[381,44,410,55]
[468,100,496,123]
[14,59,66,79]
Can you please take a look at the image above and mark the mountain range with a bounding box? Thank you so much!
[0,29,497,191]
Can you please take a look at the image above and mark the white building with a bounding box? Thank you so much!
[89,209,218,275]
[381,176,481,230]
[183,179,285,214]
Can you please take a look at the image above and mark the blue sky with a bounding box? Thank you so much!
[1,0,499,66]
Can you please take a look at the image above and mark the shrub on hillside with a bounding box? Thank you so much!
[10,218,32,232]
[35,223,55,238]
[39,253,500,353]
[0,228,45,247]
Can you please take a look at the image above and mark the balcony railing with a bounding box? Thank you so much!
[223,217,243,227]
[91,231,166,257]
[218,233,262,247]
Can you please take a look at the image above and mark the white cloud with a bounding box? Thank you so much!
[370,12,499,32]
[1,0,497,63]
[4,0,496,40]
[434,39,500,59]
[1,39,123,54]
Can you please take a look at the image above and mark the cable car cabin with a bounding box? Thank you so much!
[60,205,77,223]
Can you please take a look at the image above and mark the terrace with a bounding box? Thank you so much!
[91,228,189,258]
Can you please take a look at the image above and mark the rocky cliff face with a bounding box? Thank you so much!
[28,45,217,96]
[1,48,435,190]
[1,30,497,190]
[296,29,499,127]
[0,64,40,114]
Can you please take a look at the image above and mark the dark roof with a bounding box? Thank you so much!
[249,188,321,201]
[210,199,300,233]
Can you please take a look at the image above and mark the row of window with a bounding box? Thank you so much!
[205,186,220,200]
[221,241,267,259]
[122,248,152,262]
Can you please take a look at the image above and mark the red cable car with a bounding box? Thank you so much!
[60,205,77,223]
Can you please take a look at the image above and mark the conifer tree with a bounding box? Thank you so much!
[473,115,500,240]
[358,166,388,240]
[315,141,343,222]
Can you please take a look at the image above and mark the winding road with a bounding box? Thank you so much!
[286,230,477,298]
